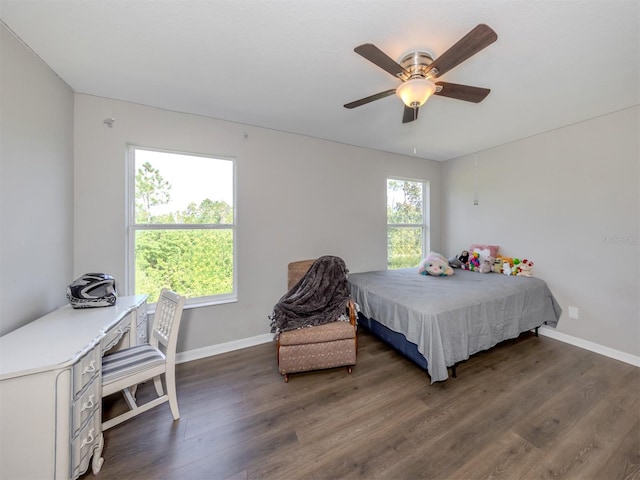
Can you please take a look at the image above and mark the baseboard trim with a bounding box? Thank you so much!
[176,333,273,364]
[176,328,640,370]
[538,326,640,367]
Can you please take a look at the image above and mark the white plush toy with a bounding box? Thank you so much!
[418,252,454,277]
[502,262,512,275]
[517,259,534,277]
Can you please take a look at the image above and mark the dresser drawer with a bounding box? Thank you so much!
[73,347,100,397]
[72,377,100,436]
[71,409,102,479]
[101,320,131,352]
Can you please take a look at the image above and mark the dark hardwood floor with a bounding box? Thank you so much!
[84,329,640,480]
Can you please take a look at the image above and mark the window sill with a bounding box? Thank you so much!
[148,295,238,314]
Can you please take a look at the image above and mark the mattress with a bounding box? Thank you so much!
[348,268,561,382]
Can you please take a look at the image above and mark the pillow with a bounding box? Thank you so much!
[472,248,491,264]
[469,244,500,258]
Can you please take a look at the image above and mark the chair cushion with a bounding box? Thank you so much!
[278,338,356,374]
[278,321,355,346]
[102,344,165,386]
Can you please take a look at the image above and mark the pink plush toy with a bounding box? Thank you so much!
[418,252,454,277]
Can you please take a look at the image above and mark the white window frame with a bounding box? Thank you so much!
[386,177,430,268]
[125,145,237,307]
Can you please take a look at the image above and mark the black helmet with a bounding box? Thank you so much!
[66,273,117,309]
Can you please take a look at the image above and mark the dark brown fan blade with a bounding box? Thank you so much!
[428,24,497,78]
[435,82,490,103]
[402,105,418,123]
[354,43,408,78]
[344,89,396,109]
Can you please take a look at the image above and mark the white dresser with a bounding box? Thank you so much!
[0,295,148,480]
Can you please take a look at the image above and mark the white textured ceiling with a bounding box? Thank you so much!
[1,0,638,161]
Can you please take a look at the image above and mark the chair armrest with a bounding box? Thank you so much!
[347,299,357,327]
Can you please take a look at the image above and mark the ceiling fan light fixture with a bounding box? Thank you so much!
[396,78,436,108]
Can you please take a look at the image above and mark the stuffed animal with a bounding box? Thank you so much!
[478,256,495,274]
[491,257,504,273]
[418,252,454,277]
[457,250,470,270]
[469,251,481,271]
[517,259,534,277]
[500,256,513,266]
[512,258,522,275]
[502,262,512,275]
[448,256,462,268]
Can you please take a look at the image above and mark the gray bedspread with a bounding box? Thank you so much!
[348,268,561,383]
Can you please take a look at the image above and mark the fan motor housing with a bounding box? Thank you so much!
[399,51,435,80]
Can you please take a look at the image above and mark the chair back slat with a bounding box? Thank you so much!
[151,289,186,352]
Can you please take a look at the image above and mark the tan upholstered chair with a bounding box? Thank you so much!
[276,260,357,382]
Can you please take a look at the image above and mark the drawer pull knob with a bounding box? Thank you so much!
[81,429,95,448]
[82,361,96,375]
[82,395,95,411]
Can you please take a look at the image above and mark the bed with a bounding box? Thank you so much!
[348,268,562,383]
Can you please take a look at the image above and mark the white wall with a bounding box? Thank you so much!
[442,106,640,358]
[73,94,442,352]
[0,24,74,336]
[7,19,636,361]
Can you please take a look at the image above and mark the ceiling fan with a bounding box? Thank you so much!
[344,24,498,124]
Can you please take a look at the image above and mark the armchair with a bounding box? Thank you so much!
[274,258,357,382]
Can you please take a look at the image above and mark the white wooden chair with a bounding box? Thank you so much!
[101,288,186,430]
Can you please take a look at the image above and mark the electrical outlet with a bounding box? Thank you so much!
[568,306,579,319]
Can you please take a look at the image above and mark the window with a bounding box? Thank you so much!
[386,178,428,269]
[127,147,236,305]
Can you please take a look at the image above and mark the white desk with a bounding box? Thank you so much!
[0,295,148,480]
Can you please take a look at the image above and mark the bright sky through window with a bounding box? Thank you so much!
[135,149,233,218]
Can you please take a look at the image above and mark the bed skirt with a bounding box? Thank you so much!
[358,313,428,371]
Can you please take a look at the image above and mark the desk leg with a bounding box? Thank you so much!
[91,433,104,474]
